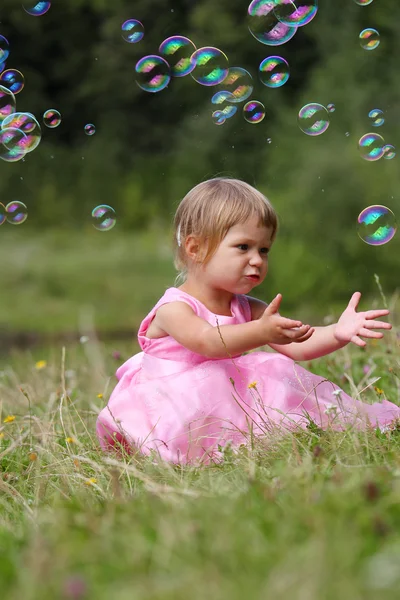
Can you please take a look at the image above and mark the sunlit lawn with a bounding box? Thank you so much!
[0,307,400,599]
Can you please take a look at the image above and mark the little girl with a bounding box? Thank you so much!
[96,177,400,465]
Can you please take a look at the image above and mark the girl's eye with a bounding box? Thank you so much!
[237,244,269,254]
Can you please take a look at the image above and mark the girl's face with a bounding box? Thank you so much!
[200,216,274,292]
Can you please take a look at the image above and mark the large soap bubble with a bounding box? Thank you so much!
[22,2,51,16]
[358,133,385,161]
[298,103,330,136]
[1,112,42,152]
[247,0,297,46]
[273,0,318,27]
[135,55,171,92]
[357,206,397,246]
[159,36,197,77]
[190,47,229,86]
[259,55,290,87]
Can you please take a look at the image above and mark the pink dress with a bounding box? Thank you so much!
[96,287,400,465]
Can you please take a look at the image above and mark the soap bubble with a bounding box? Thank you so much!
[159,36,197,77]
[383,144,396,160]
[121,19,144,44]
[92,205,117,231]
[357,205,397,246]
[22,2,51,16]
[368,108,384,127]
[135,55,171,92]
[84,123,96,135]
[190,47,229,86]
[5,201,28,224]
[43,109,61,128]
[353,0,374,5]
[215,67,253,103]
[0,69,25,94]
[0,127,27,162]
[211,91,237,119]
[360,28,380,50]
[298,103,330,136]
[358,133,385,161]
[0,36,9,64]
[247,0,297,46]
[259,55,289,88]
[2,112,41,152]
[243,100,266,124]
[212,110,226,126]
[0,203,5,225]
[0,85,16,123]
[326,103,335,113]
[273,0,318,27]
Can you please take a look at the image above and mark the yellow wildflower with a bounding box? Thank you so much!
[35,360,47,370]
[374,386,384,395]
[85,477,97,486]
[29,452,37,461]
[0,432,4,439]
[3,415,16,423]
[97,393,103,399]
[65,437,76,444]
[248,381,258,389]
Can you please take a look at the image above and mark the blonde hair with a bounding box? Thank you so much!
[172,177,279,287]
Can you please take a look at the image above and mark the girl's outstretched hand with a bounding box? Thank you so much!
[333,291,392,348]
[259,293,315,345]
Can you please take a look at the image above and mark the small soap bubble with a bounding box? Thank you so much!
[259,55,289,88]
[354,0,374,5]
[211,91,237,119]
[121,19,144,44]
[267,137,272,143]
[298,103,330,136]
[135,55,171,92]
[84,123,95,135]
[0,36,9,64]
[0,127,27,162]
[0,85,16,123]
[2,112,41,152]
[273,0,318,27]
[92,205,117,231]
[383,144,396,160]
[22,2,51,16]
[345,131,350,137]
[357,205,397,246]
[360,28,380,50]
[215,67,253,103]
[243,100,266,124]
[0,203,5,225]
[159,36,197,77]
[247,0,298,46]
[43,109,61,128]
[190,47,229,86]
[368,108,384,127]
[358,133,385,161]
[212,110,226,126]
[5,201,28,224]
[326,103,335,113]
[0,69,25,94]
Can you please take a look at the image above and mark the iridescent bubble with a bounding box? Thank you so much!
[243,100,266,124]
[22,2,51,16]
[92,205,117,231]
[383,144,396,160]
[190,47,229,86]
[0,69,25,94]
[353,0,374,5]
[212,110,226,126]
[259,55,289,88]
[5,201,28,224]
[0,128,27,162]
[298,103,330,136]
[2,112,41,152]
[358,133,385,161]
[247,0,298,46]
[273,0,318,27]
[84,123,96,135]
[0,62,5,74]
[357,205,397,246]
[0,85,16,123]
[121,19,144,44]
[159,36,197,77]
[326,103,335,113]
[368,108,384,127]
[135,55,171,92]
[211,91,237,119]
[215,67,253,103]
[0,36,10,64]
[0,203,5,225]
[43,109,61,128]
[360,28,380,50]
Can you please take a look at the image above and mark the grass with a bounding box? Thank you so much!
[0,295,400,599]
